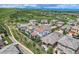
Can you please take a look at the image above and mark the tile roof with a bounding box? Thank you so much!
[36,27,44,33]
[58,35,79,50]
[31,31,37,36]
[0,44,20,54]
[57,44,75,54]
[41,32,63,45]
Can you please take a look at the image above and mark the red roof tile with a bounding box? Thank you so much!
[36,27,45,32]
[31,31,37,36]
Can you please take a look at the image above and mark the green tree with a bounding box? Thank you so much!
[47,47,53,54]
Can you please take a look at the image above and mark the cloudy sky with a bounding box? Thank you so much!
[0,4,79,10]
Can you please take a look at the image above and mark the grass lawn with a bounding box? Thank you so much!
[3,36,13,45]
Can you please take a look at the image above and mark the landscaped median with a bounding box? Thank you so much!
[3,36,12,45]
[0,24,12,45]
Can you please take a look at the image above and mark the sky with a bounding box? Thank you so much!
[0,4,79,10]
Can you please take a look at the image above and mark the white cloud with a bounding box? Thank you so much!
[23,4,37,7]
[44,4,79,9]
[0,4,22,8]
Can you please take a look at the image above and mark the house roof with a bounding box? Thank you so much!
[31,31,37,36]
[41,19,48,24]
[57,44,75,54]
[58,35,79,51]
[57,21,64,24]
[41,32,63,45]
[36,27,44,33]
[67,20,77,26]
[61,24,71,30]
[0,44,20,54]
[35,24,51,33]
[71,25,79,31]
[29,20,37,22]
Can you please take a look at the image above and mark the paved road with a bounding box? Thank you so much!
[5,24,34,54]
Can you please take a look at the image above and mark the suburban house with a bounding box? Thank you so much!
[17,20,52,38]
[50,20,58,25]
[17,24,27,32]
[41,32,63,52]
[67,20,77,26]
[60,24,74,35]
[57,35,79,54]
[41,19,48,24]
[69,25,79,36]
[51,25,57,30]
[29,19,38,26]
[56,21,64,27]
[61,24,71,31]
[41,32,63,47]
[0,43,22,54]
[31,24,51,37]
